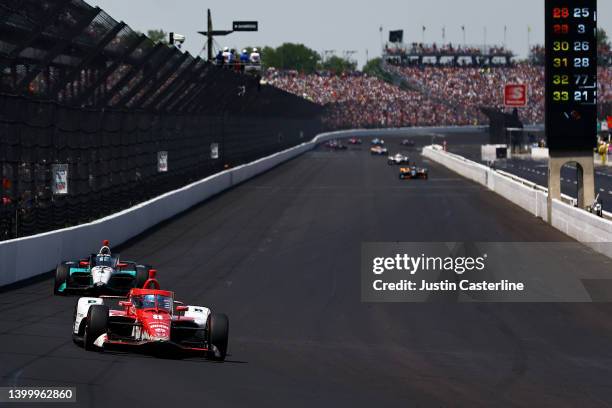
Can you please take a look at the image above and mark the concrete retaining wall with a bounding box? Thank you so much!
[423,145,612,259]
[531,147,549,159]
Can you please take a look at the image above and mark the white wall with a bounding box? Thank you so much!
[531,147,549,160]
[423,145,612,259]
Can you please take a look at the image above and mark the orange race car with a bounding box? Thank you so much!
[399,166,428,180]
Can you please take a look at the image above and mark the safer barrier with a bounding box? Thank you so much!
[423,145,612,259]
[0,126,483,287]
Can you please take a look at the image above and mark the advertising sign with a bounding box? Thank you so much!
[210,143,220,159]
[389,30,404,43]
[504,84,528,107]
[51,164,69,195]
[232,21,258,32]
[158,151,168,173]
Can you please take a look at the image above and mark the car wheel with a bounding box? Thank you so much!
[53,263,70,295]
[207,313,229,361]
[72,303,84,345]
[84,305,108,351]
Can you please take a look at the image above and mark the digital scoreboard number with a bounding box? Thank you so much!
[545,0,597,152]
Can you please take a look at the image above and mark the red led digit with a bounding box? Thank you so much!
[553,7,569,18]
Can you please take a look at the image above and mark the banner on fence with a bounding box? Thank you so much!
[51,164,69,195]
[158,151,168,173]
[210,143,220,160]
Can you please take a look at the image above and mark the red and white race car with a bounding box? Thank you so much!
[72,271,229,361]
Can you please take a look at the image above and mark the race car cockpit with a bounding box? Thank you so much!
[89,240,119,268]
[91,253,119,268]
[131,294,173,312]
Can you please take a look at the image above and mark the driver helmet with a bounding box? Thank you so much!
[99,240,111,255]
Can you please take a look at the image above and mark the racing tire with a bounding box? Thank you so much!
[84,305,108,351]
[207,313,229,361]
[53,263,70,295]
[72,303,85,345]
[135,265,152,289]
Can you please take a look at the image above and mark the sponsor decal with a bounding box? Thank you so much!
[504,84,527,107]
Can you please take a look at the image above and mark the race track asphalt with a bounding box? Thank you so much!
[2,137,612,407]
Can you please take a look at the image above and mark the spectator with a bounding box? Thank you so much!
[240,49,250,64]
[250,48,261,65]
[215,50,224,66]
[222,47,231,64]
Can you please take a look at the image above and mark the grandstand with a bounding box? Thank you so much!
[265,37,612,130]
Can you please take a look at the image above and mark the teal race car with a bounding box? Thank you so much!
[54,240,153,296]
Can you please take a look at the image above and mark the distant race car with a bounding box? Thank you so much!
[401,139,416,147]
[370,146,388,155]
[54,240,153,296]
[324,140,338,148]
[348,137,363,145]
[371,138,385,146]
[72,272,229,361]
[387,153,410,165]
[324,140,347,150]
[399,166,429,180]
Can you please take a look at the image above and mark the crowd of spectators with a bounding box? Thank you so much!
[600,66,612,102]
[391,64,612,125]
[388,64,545,124]
[265,70,476,129]
[266,61,612,129]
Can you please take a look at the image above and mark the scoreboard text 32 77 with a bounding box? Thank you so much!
[545,0,597,152]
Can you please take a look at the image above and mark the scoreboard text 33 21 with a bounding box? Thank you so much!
[545,0,597,152]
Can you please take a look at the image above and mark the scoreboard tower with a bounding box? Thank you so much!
[545,0,597,213]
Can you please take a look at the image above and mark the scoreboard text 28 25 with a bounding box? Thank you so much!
[545,0,597,152]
